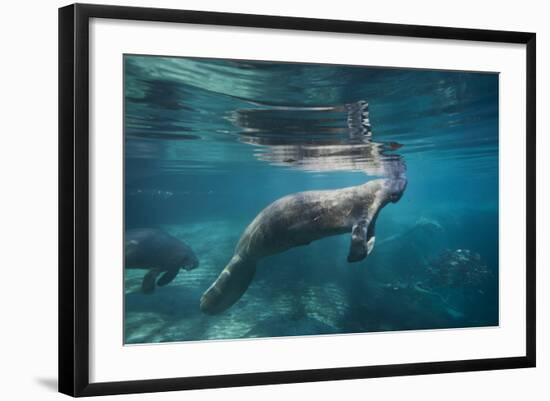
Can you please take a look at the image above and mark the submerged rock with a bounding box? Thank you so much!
[426,248,490,288]
[365,217,447,283]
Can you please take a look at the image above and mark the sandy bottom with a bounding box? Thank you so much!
[124,218,495,344]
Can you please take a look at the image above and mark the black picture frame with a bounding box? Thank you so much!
[58,3,536,397]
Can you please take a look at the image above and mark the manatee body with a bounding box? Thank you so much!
[125,228,199,293]
[200,177,406,314]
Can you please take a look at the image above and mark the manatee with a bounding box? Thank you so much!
[125,228,199,293]
[200,177,406,314]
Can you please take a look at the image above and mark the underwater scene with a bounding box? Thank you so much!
[124,55,499,344]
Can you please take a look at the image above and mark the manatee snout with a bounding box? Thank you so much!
[183,253,200,271]
[387,176,407,203]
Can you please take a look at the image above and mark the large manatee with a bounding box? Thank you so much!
[125,228,199,293]
[200,177,406,314]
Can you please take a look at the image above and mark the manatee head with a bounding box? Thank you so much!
[124,240,140,264]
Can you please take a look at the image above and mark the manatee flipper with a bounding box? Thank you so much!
[200,255,256,314]
[347,219,370,262]
[142,268,161,294]
[347,193,385,263]
[157,266,180,287]
[366,236,376,255]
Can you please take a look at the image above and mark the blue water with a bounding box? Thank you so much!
[124,55,498,344]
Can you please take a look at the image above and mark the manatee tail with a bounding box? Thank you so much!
[200,255,256,315]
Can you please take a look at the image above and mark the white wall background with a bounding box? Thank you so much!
[0,0,547,399]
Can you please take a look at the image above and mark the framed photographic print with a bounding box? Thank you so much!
[58,3,536,397]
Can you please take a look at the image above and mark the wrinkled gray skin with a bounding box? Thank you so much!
[125,228,199,294]
[200,177,407,314]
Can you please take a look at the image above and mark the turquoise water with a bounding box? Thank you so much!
[124,55,499,344]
